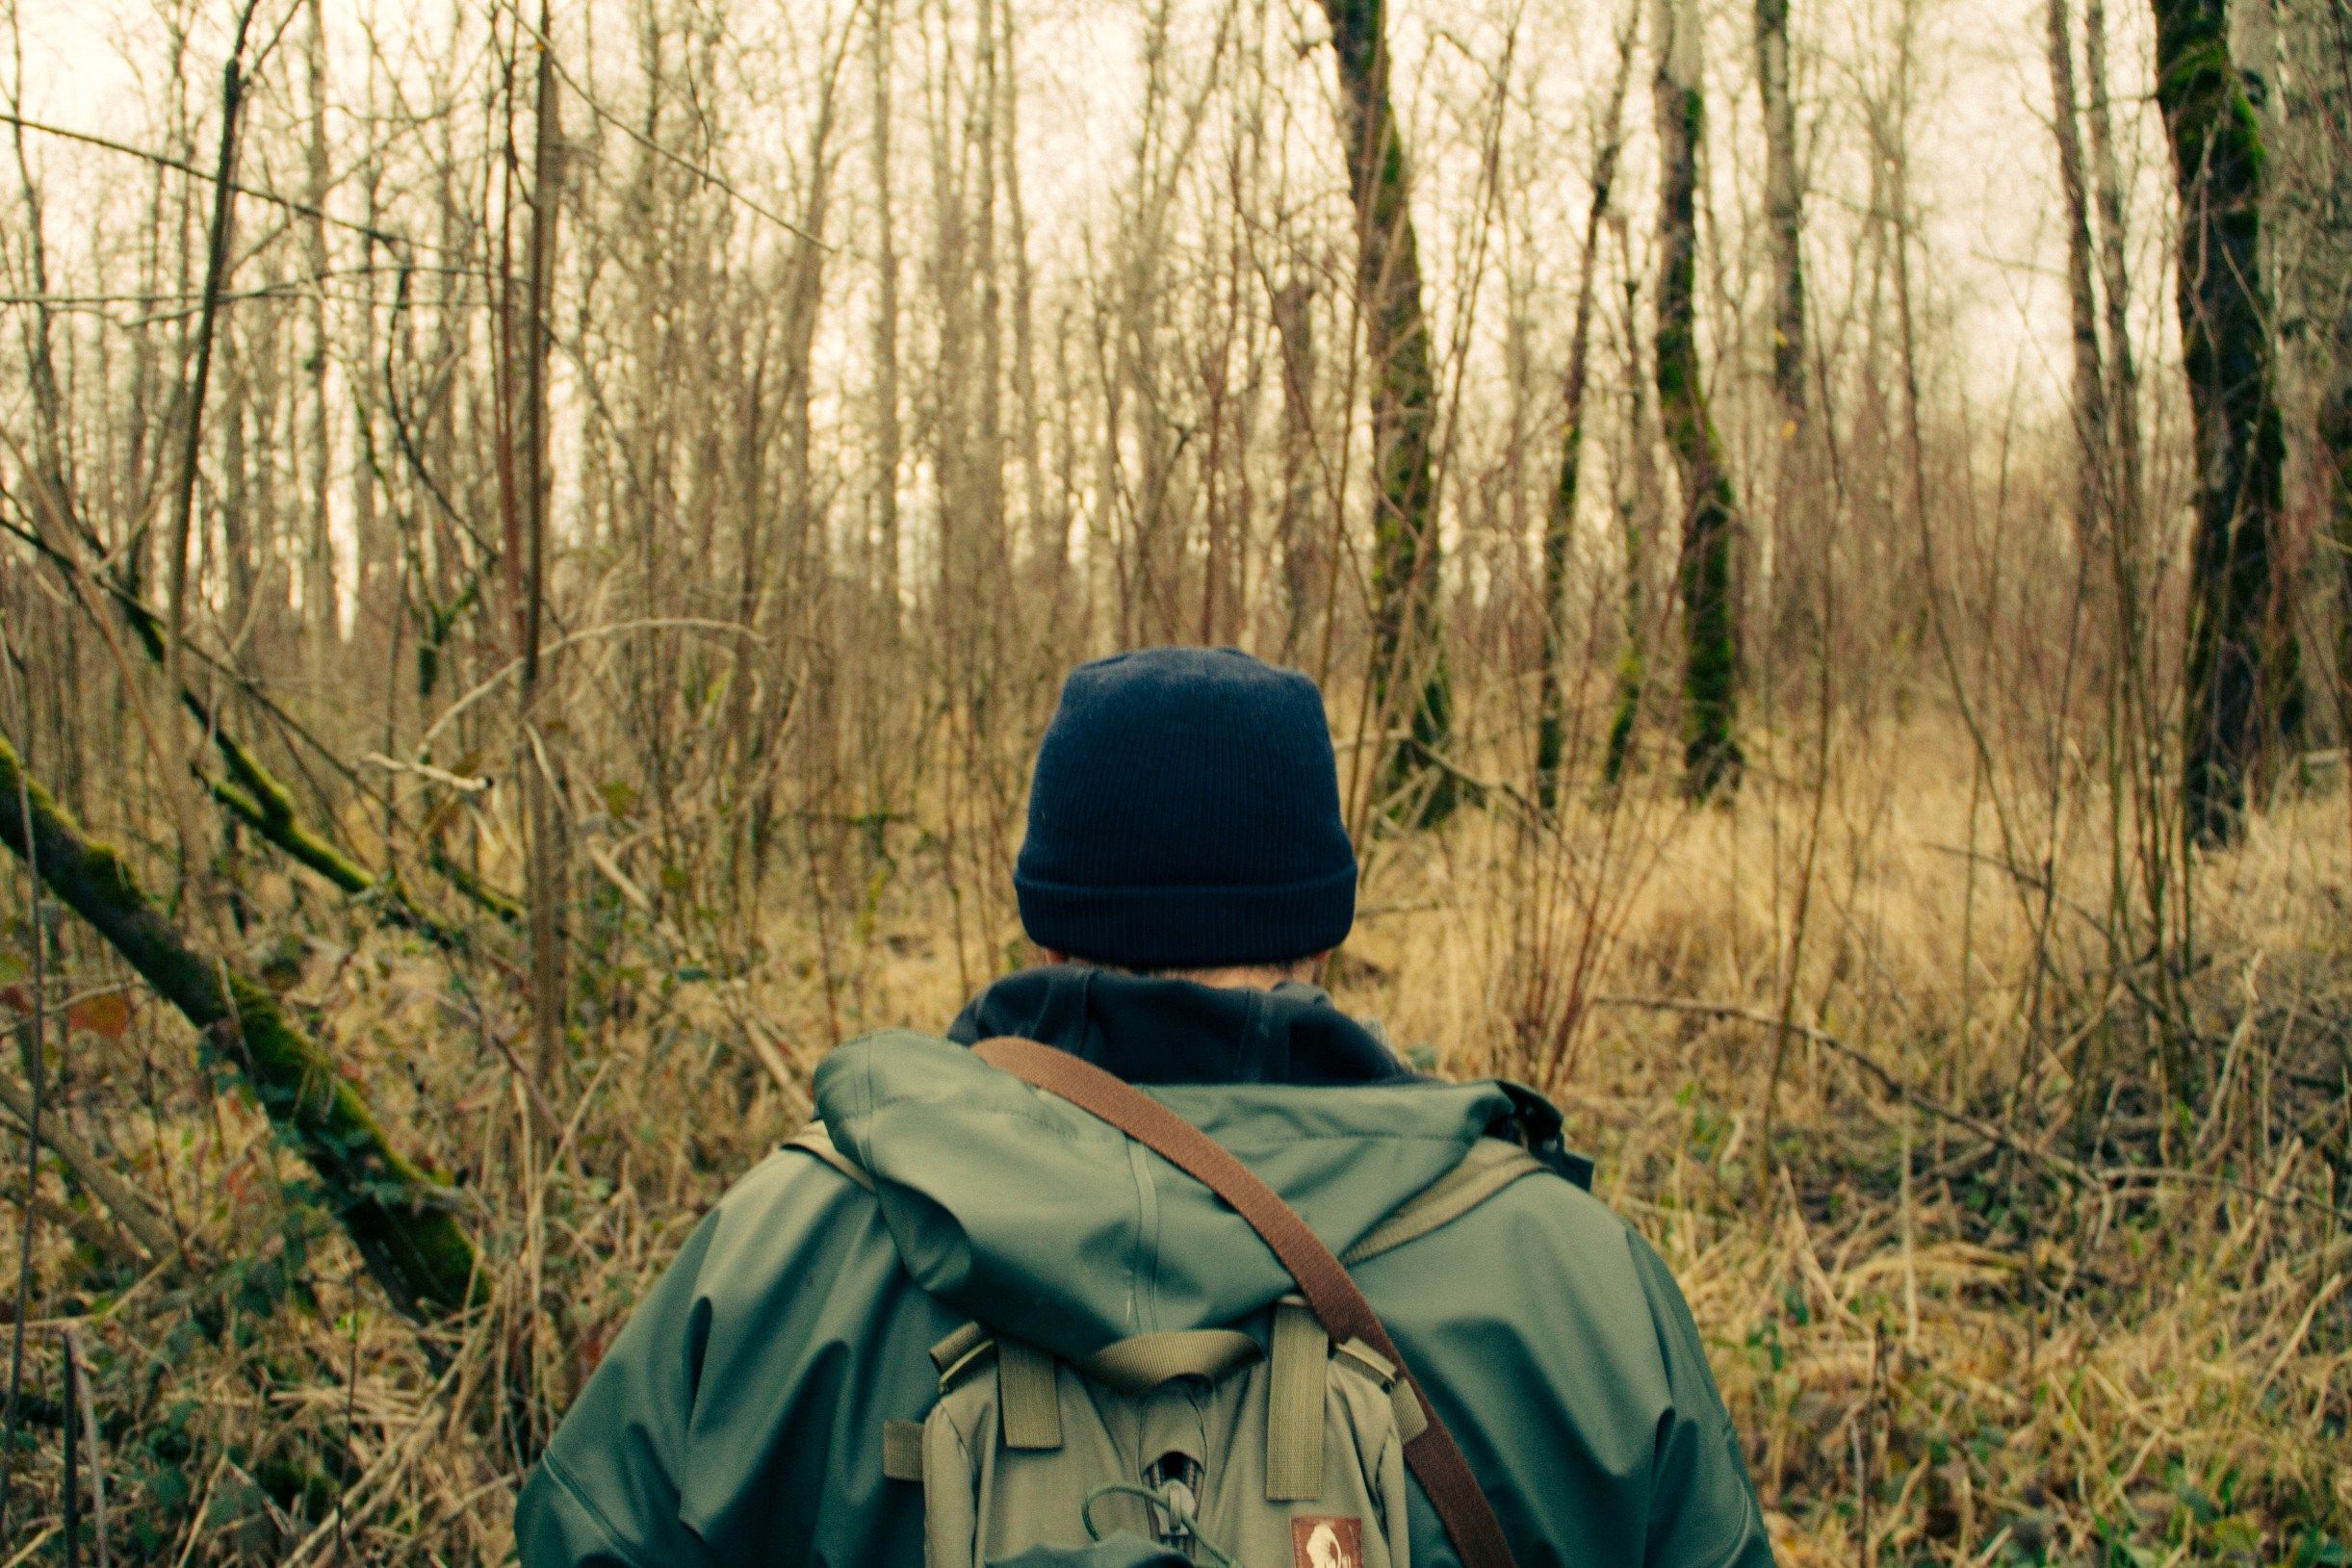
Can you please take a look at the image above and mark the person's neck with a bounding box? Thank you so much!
[1144,963,1311,990]
[1041,950,1320,991]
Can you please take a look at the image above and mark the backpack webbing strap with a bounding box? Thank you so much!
[882,1419,925,1481]
[971,1037,1523,1568]
[996,1339,1064,1450]
[1080,1329,1262,1394]
[1266,1298,1328,1502]
[928,1324,1066,1451]
[1341,1139,1548,1268]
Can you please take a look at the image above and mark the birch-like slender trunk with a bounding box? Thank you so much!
[1272,278,1318,660]
[2046,0,2111,547]
[2082,0,2145,545]
[1753,0,1806,425]
[869,0,904,622]
[301,0,337,673]
[1541,1,1639,808]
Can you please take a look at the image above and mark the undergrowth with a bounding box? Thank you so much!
[0,722,2346,1564]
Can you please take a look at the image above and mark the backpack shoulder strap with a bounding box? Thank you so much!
[1340,1139,1550,1269]
[971,1036,1523,1568]
[781,1123,875,1193]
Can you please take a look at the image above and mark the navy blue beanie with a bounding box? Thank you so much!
[1015,648,1357,968]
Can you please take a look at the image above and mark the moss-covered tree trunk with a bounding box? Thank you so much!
[1652,0,1745,799]
[2149,0,2297,841]
[1318,0,1456,824]
[0,733,479,1322]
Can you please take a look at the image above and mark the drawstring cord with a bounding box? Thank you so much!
[1079,1480,1241,1568]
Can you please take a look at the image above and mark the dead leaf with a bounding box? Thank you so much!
[65,990,133,1039]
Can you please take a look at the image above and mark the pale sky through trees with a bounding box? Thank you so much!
[22,0,2167,432]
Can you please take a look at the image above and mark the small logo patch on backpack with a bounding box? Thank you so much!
[1291,1517,1363,1568]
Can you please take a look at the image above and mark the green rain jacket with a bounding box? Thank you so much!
[515,968,1773,1568]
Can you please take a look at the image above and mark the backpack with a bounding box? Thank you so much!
[787,1043,1552,1568]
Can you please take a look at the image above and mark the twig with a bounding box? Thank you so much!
[0,111,408,248]
[359,754,489,793]
[507,13,830,247]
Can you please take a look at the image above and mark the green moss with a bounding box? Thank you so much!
[1,732,481,1319]
[2151,0,2293,842]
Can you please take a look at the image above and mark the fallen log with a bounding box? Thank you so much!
[0,732,479,1321]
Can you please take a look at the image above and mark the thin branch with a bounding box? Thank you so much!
[0,111,408,249]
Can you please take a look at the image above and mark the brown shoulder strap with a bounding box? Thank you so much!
[971,1036,1521,1568]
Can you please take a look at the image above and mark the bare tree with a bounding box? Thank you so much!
[1540,0,1639,809]
[1753,0,1806,427]
[2046,0,2111,547]
[1317,0,1455,822]
[869,0,904,620]
[2082,0,2146,544]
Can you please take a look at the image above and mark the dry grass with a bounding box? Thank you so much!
[2,720,2347,1564]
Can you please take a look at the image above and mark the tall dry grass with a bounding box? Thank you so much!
[4,712,2344,1564]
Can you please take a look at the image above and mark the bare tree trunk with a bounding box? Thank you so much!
[1317,0,1456,823]
[164,8,260,887]
[869,0,904,623]
[2323,356,2352,734]
[2149,0,2297,840]
[1753,0,1806,426]
[1652,0,1745,799]
[2282,0,2351,746]
[301,0,337,675]
[1539,1,1639,809]
[1272,278,1318,660]
[971,0,1007,598]
[1605,263,1661,788]
[2047,0,2111,546]
[499,10,566,1082]
[2083,0,2146,545]
[926,0,972,615]
[998,0,1053,599]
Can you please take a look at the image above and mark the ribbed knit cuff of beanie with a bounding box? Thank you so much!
[1014,647,1358,970]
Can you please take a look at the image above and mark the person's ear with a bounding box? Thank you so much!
[1041,947,1072,965]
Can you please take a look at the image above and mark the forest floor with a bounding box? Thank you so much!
[2,721,2348,1564]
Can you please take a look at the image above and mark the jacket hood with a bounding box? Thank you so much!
[813,973,1538,1361]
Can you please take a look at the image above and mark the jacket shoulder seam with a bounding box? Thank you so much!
[1686,1462,1769,1568]
[535,1448,666,1568]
